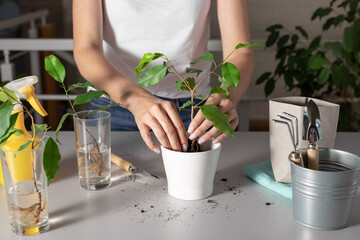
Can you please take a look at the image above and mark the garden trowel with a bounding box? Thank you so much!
[302,99,322,170]
[111,153,159,180]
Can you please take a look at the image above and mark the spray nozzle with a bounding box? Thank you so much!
[4,76,48,117]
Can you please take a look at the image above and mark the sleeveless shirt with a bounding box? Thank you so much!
[102,0,212,98]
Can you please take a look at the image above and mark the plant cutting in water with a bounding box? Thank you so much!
[135,42,263,152]
[0,83,61,226]
[45,55,117,177]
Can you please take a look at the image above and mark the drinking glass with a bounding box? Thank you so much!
[0,139,49,236]
[73,110,111,190]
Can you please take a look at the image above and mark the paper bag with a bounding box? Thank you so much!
[269,97,339,183]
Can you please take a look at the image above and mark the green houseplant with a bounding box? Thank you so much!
[256,0,360,131]
[135,41,263,149]
[135,41,262,200]
[45,55,117,190]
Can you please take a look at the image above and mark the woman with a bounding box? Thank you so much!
[73,0,254,153]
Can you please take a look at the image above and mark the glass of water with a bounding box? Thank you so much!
[73,110,111,190]
[0,139,49,236]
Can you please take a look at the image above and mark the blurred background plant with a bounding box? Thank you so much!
[256,0,360,131]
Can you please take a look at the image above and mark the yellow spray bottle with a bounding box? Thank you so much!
[0,76,48,186]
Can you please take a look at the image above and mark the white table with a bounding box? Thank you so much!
[1,132,360,240]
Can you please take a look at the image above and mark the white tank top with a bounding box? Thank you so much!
[102,0,212,98]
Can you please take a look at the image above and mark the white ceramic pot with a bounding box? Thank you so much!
[161,142,221,200]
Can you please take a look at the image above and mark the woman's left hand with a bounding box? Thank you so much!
[187,93,239,144]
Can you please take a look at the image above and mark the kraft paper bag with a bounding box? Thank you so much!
[269,97,339,183]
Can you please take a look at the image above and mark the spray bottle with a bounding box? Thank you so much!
[0,76,47,186]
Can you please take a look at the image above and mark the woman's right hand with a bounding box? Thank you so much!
[128,94,189,154]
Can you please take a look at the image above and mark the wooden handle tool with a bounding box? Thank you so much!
[289,152,304,167]
[111,153,135,173]
[307,146,319,170]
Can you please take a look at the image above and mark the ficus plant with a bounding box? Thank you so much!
[135,41,263,151]
[45,55,118,175]
[256,0,360,131]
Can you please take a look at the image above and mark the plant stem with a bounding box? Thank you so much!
[61,83,103,176]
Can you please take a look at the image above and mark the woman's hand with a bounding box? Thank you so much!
[129,94,188,153]
[187,93,239,144]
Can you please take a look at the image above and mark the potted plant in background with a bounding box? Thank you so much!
[0,76,61,236]
[44,55,117,191]
[256,0,360,131]
[135,41,263,200]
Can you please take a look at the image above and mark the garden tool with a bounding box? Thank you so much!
[111,153,159,180]
[273,112,303,167]
[302,99,322,170]
[0,76,48,186]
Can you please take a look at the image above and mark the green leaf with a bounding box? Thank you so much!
[295,26,308,39]
[256,72,271,85]
[275,59,285,76]
[43,137,61,184]
[323,17,335,31]
[287,56,297,69]
[350,0,358,12]
[176,81,183,91]
[293,70,304,83]
[284,71,294,88]
[17,141,31,151]
[200,105,234,137]
[68,81,94,91]
[179,101,195,111]
[0,113,19,145]
[324,42,343,58]
[218,77,231,98]
[265,78,275,97]
[308,55,327,70]
[31,124,48,135]
[318,68,330,85]
[235,41,263,49]
[55,113,69,144]
[210,86,226,95]
[0,101,14,137]
[333,15,345,27]
[135,53,163,78]
[266,24,283,32]
[179,77,196,91]
[266,31,279,47]
[0,129,17,145]
[311,7,333,20]
[277,35,290,48]
[186,68,203,77]
[0,87,17,103]
[13,129,23,136]
[291,35,299,45]
[73,90,107,105]
[331,65,342,85]
[44,55,65,83]
[309,36,322,50]
[137,65,168,87]
[190,52,214,65]
[343,27,355,52]
[222,62,240,92]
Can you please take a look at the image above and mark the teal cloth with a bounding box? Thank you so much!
[244,161,292,199]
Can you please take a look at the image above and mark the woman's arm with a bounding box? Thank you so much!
[73,0,188,152]
[188,0,254,144]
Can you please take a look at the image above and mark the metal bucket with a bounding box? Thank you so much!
[290,148,360,230]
